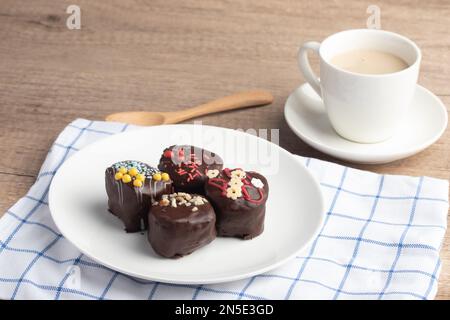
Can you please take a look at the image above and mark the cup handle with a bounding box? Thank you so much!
[298,41,321,97]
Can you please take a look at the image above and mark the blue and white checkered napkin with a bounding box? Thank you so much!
[0,119,448,300]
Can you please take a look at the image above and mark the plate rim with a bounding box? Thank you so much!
[284,84,448,164]
[48,124,325,284]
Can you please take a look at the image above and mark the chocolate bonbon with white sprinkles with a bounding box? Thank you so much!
[205,168,269,239]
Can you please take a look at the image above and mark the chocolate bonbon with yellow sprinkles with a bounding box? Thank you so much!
[105,160,172,232]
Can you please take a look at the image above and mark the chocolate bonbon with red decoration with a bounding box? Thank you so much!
[158,145,223,194]
[205,168,269,239]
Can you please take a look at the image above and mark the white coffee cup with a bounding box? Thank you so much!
[298,29,421,143]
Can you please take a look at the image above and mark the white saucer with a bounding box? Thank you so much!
[284,83,448,164]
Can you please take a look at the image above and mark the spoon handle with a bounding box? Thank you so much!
[165,90,274,124]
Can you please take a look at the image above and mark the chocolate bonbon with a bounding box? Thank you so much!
[105,160,172,232]
[148,192,216,258]
[205,168,269,239]
[158,145,223,194]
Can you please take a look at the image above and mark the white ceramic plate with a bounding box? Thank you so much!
[284,83,448,164]
[49,125,325,284]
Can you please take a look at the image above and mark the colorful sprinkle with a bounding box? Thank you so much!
[119,166,127,174]
[112,161,159,179]
[226,186,242,200]
[122,174,132,183]
[114,172,123,180]
[133,179,143,187]
[206,169,220,179]
[167,147,205,181]
[231,169,246,179]
[155,193,207,208]
[228,178,244,188]
[163,150,173,158]
[153,173,162,181]
[251,178,264,188]
[207,168,266,204]
[161,172,170,181]
[128,167,139,177]
[159,198,170,206]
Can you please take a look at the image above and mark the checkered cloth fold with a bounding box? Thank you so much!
[0,119,448,300]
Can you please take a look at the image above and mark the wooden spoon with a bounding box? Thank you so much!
[105,90,273,126]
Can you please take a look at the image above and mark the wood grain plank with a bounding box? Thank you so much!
[0,174,36,216]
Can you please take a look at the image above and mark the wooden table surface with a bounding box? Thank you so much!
[0,0,449,299]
